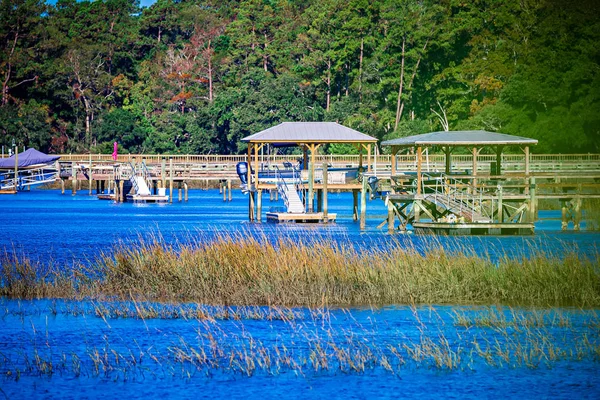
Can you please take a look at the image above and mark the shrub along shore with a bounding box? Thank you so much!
[1,235,599,307]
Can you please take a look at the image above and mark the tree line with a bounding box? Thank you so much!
[1,0,598,155]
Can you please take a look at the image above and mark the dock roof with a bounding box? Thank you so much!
[241,122,377,144]
[381,130,538,147]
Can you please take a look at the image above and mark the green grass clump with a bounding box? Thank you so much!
[1,234,599,307]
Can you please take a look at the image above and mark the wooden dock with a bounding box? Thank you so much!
[43,152,600,234]
[266,212,337,223]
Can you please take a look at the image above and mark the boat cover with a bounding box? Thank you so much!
[0,148,60,169]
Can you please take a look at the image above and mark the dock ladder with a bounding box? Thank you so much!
[275,166,305,213]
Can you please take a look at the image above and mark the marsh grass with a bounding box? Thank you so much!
[1,233,599,307]
[1,304,598,381]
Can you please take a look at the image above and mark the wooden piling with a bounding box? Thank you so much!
[574,197,582,231]
[529,177,536,222]
[360,175,367,230]
[257,189,262,222]
[561,201,568,230]
[61,179,65,194]
[178,181,182,202]
[13,146,18,191]
[71,162,77,195]
[119,180,124,203]
[161,157,166,189]
[249,191,255,221]
[228,179,232,201]
[222,180,227,201]
[387,199,394,234]
[184,182,188,202]
[322,162,328,223]
[308,161,314,212]
[88,153,92,195]
[352,189,358,221]
[169,157,173,203]
[497,185,504,223]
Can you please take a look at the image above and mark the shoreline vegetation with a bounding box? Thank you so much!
[1,234,598,307]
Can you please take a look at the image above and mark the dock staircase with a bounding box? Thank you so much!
[275,166,305,213]
[127,162,152,196]
[421,174,492,223]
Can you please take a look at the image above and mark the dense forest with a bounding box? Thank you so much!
[1,0,599,155]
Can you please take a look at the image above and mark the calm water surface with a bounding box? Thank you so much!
[0,189,597,265]
[0,189,599,399]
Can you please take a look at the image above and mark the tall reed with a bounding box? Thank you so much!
[1,234,599,307]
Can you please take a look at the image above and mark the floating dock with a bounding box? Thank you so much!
[412,222,534,235]
[266,212,336,223]
[126,194,169,203]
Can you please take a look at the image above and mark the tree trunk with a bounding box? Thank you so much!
[398,38,430,126]
[2,32,19,106]
[358,37,364,102]
[263,33,268,72]
[326,58,331,112]
[208,40,213,103]
[394,37,405,132]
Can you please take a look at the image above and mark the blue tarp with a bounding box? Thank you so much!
[0,148,60,169]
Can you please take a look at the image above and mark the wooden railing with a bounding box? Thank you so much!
[52,153,600,174]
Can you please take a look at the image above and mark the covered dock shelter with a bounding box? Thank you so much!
[241,122,378,223]
[380,130,539,235]
[382,130,538,195]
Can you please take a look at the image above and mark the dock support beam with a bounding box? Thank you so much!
[71,162,77,195]
[387,199,394,234]
[529,177,536,222]
[88,153,92,195]
[353,189,358,221]
[161,157,166,189]
[249,191,255,221]
[497,185,503,223]
[322,162,328,223]
[360,175,367,230]
[257,189,262,222]
[184,182,188,202]
[169,157,173,203]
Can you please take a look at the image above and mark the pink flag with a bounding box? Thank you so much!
[112,142,118,161]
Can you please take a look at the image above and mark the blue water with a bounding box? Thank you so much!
[0,189,598,266]
[0,189,599,398]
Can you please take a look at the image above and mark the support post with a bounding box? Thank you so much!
[178,181,182,202]
[71,162,77,195]
[119,180,124,203]
[497,185,503,223]
[184,182,188,202]
[353,189,358,221]
[524,146,530,195]
[308,160,314,212]
[387,199,394,234]
[257,189,262,222]
[561,201,568,230]
[322,162,328,223]
[444,147,451,175]
[169,157,173,203]
[495,145,504,176]
[161,157,166,188]
[228,179,232,201]
[529,177,536,222]
[61,179,65,194]
[391,146,397,177]
[416,146,423,196]
[472,147,478,192]
[14,146,18,191]
[88,153,92,195]
[360,174,367,230]
[574,197,581,231]
[249,191,255,221]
